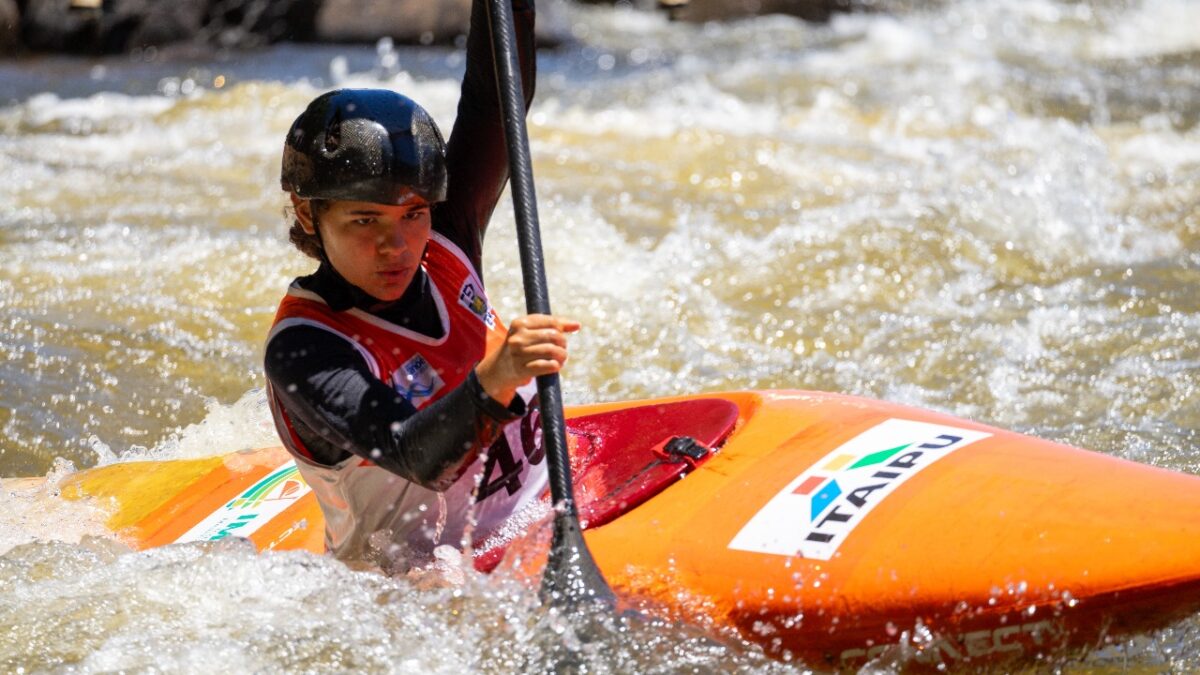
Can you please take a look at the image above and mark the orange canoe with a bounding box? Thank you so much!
[59,390,1200,669]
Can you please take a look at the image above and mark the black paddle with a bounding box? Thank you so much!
[484,0,616,610]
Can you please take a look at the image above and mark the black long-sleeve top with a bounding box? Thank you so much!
[264,0,537,490]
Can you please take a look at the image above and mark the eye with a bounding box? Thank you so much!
[353,217,377,226]
[402,209,426,221]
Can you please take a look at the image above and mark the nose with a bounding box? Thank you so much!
[376,222,407,256]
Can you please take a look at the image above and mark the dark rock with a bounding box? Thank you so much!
[13,0,568,56]
[315,0,472,45]
[315,0,570,48]
[21,0,207,53]
[0,0,19,54]
[205,0,322,47]
[21,0,100,52]
[257,0,323,43]
[663,0,853,23]
[126,0,207,50]
[19,0,322,54]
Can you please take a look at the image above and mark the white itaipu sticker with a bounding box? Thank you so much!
[728,419,991,560]
[175,461,311,544]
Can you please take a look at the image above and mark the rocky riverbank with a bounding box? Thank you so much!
[0,0,857,57]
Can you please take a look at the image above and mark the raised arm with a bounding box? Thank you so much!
[432,0,537,275]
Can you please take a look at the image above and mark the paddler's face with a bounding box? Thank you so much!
[294,196,432,302]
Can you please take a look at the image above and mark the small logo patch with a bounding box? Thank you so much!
[393,353,445,407]
[728,419,991,560]
[458,279,496,328]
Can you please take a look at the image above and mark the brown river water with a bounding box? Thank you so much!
[1,0,1198,671]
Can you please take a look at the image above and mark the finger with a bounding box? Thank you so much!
[513,314,580,332]
[522,358,565,376]
[506,329,561,353]
[509,327,571,350]
[513,313,553,329]
[518,343,568,365]
[529,328,569,347]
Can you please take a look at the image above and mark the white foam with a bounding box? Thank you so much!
[1111,119,1200,174]
[19,91,175,128]
[1085,0,1200,59]
[0,459,112,556]
[130,388,281,462]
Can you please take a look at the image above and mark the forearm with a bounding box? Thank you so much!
[266,328,519,490]
[371,371,522,489]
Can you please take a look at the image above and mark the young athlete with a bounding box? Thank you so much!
[264,0,573,574]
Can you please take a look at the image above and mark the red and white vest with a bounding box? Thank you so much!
[266,232,547,569]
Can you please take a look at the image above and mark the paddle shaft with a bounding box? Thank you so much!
[484,0,615,607]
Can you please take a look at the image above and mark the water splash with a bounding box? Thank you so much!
[1,0,1197,671]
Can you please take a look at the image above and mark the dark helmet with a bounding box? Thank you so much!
[281,89,448,205]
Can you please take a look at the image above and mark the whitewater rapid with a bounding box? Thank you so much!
[2,0,1198,670]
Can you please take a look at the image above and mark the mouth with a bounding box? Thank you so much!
[376,267,412,284]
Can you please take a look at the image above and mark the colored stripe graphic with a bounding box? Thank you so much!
[811,480,842,521]
[176,461,312,544]
[822,455,855,471]
[793,476,826,496]
[849,443,911,469]
[228,464,302,510]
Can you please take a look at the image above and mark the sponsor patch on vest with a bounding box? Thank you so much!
[728,418,991,560]
[393,352,445,407]
[458,279,496,328]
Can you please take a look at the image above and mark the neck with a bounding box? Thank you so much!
[306,261,428,315]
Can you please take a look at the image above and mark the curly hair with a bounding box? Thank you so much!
[286,199,328,261]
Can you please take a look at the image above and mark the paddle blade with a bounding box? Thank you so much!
[540,506,617,609]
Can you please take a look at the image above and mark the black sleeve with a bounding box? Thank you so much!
[433,0,537,274]
[264,325,524,491]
